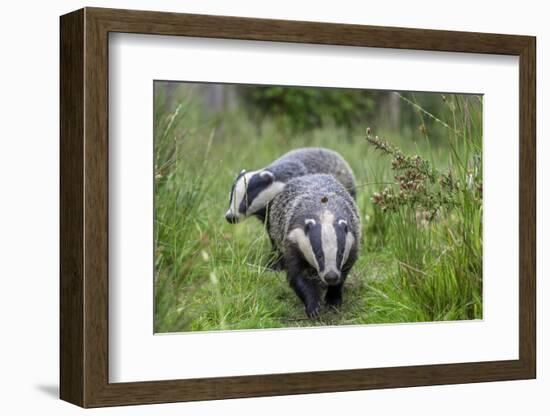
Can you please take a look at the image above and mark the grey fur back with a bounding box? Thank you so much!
[267,148,356,198]
[268,174,361,253]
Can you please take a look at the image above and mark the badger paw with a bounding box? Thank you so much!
[266,257,285,272]
[305,302,321,319]
[325,293,342,309]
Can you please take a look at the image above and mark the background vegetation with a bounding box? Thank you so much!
[154,82,483,333]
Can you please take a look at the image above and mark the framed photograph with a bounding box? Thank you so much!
[60,7,536,408]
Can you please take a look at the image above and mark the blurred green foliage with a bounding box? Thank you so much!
[239,85,468,146]
[241,85,377,133]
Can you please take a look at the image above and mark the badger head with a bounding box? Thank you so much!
[225,169,285,224]
[288,211,355,285]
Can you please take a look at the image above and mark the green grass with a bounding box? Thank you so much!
[153,86,483,333]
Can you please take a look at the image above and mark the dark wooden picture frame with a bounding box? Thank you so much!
[60,7,536,408]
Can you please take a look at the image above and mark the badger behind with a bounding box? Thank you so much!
[225,147,356,224]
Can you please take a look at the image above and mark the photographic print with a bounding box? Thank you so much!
[154,81,483,333]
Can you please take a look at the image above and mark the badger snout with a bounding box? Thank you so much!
[322,271,340,286]
[225,211,240,224]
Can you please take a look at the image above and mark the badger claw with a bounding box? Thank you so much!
[305,303,321,319]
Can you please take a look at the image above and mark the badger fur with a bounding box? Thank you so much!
[268,174,361,318]
[225,147,356,225]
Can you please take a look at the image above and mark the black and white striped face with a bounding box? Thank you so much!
[225,169,285,223]
[288,211,355,285]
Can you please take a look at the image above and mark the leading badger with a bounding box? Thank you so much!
[268,174,361,319]
[225,147,356,224]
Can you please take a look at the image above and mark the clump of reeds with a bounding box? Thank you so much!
[366,127,479,222]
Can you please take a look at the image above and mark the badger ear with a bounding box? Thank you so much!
[304,218,316,234]
[338,219,348,233]
[240,169,246,175]
[260,170,274,183]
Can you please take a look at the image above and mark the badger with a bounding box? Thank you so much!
[225,147,356,225]
[268,174,361,319]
